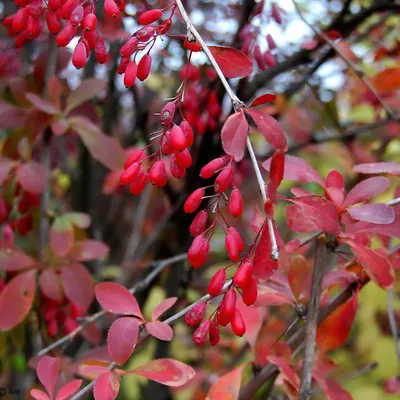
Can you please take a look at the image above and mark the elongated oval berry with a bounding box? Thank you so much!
[82,13,97,31]
[215,166,233,193]
[48,0,62,11]
[124,61,138,88]
[26,17,41,39]
[138,9,162,25]
[60,0,79,19]
[227,227,244,252]
[72,41,88,69]
[228,188,243,217]
[169,153,186,179]
[120,162,140,185]
[12,8,30,33]
[267,34,276,50]
[192,319,211,345]
[46,10,61,34]
[56,23,77,47]
[129,170,148,195]
[70,5,83,26]
[160,102,176,125]
[218,288,236,326]
[184,301,207,327]
[231,309,246,336]
[175,150,192,169]
[207,268,226,297]
[200,158,225,179]
[135,26,156,42]
[84,30,96,50]
[95,37,107,63]
[120,36,139,57]
[242,276,258,306]
[188,235,209,268]
[233,260,253,288]
[161,131,173,155]
[184,188,204,213]
[137,54,152,81]
[264,50,276,67]
[271,2,282,24]
[225,232,240,262]
[104,0,120,18]
[170,125,187,151]
[124,148,144,169]
[254,44,265,71]
[117,57,130,75]
[148,160,167,187]
[209,319,220,346]
[180,121,194,147]
[190,210,208,236]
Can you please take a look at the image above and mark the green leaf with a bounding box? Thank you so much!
[65,212,92,229]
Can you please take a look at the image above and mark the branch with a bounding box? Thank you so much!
[299,236,327,399]
[174,0,279,260]
[387,288,400,368]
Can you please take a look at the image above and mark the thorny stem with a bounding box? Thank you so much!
[299,236,327,400]
[174,0,279,260]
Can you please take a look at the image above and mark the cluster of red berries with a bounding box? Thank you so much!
[42,297,85,337]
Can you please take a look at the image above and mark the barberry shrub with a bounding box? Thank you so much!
[0,1,400,399]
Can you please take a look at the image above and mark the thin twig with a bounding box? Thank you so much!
[174,0,279,260]
[299,236,327,399]
[387,288,400,369]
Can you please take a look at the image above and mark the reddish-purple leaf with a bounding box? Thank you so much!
[342,177,390,207]
[345,239,394,289]
[263,155,324,185]
[95,282,143,318]
[249,93,277,108]
[269,150,285,201]
[30,389,50,400]
[348,203,395,224]
[221,111,249,162]
[324,170,345,206]
[353,162,400,176]
[128,359,196,387]
[246,109,287,150]
[267,356,300,390]
[313,374,352,400]
[50,216,75,257]
[235,297,264,347]
[208,46,253,78]
[26,93,59,115]
[0,102,27,130]
[68,240,109,261]
[207,364,247,400]
[61,264,94,311]
[39,269,64,302]
[146,321,174,341]
[56,380,82,400]
[107,317,139,365]
[0,157,18,185]
[37,356,60,399]
[16,161,47,194]
[0,269,36,330]
[152,297,177,321]
[250,206,264,233]
[0,241,36,271]
[51,118,69,136]
[93,371,120,400]
[255,285,294,306]
[288,255,309,300]
[286,204,319,233]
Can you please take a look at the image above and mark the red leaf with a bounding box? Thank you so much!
[61,264,94,311]
[288,255,309,300]
[250,205,264,233]
[16,161,47,194]
[50,216,75,257]
[39,269,64,302]
[249,93,277,108]
[65,79,107,115]
[263,155,324,185]
[37,356,60,399]
[69,116,125,171]
[56,380,82,400]
[342,177,390,207]
[152,297,177,321]
[81,321,102,345]
[347,203,394,224]
[207,364,247,400]
[0,102,27,130]
[208,46,253,78]
[107,317,139,365]
[69,240,109,261]
[269,149,285,201]
[128,359,196,387]
[146,321,174,341]
[371,67,400,92]
[30,389,50,400]
[93,371,120,400]
[353,162,400,176]
[313,374,352,400]
[26,93,59,115]
[95,282,143,318]
[0,241,36,271]
[286,204,319,233]
[0,269,36,330]
[0,157,18,185]
[256,285,294,306]
[345,239,395,289]
[246,109,287,150]
[267,356,300,390]
[316,294,358,352]
[221,111,249,162]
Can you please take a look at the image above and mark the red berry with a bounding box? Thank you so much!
[174,150,192,169]
[48,0,62,11]
[2,225,14,244]
[184,188,204,214]
[188,235,209,268]
[70,5,83,26]
[254,44,265,71]
[184,301,207,327]
[231,309,246,336]
[70,302,85,319]
[184,40,202,52]
[84,30,96,50]
[56,23,77,47]
[209,319,220,346]
[218,288,236,326]
[207,268,226,297]
[227,227,244,251]
[124,61,138,88]
[82,13,97,31]
[64,316,79,334]
[161,131,173,156]
[160,102,176,125]
[104,0,120,18]
[29,0,43,19]
[264,50,276,67]
[267,34,276,50]
[117,57,130,74]
[0,199,8,224]
[72,41,88,69]
[137,54,152,81]
[120,36,139,57]
[200,158,225,179]
[189,210,208,236]
[271,2,282,24]
[47,319,58,336]
[169,125,187,151]
[129,170,148,195]
[228,188,243,217]
[124,148,144,169]
[60,0,79,20]
[46,10,61,34]
[225,231,240,262]
[135,26,156,42]
[148,160,167,187]
[214,166,233,193]
[120,162,140,185]
[233,260,253,288]
[12,7,30,33]
[180,121,194,147]
[169,153,186,179]
[192,319,211,345]
[138,9,162,25]
[242,276,258,306]
[95,37,107,63]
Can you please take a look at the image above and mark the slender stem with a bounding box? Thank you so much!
[387,288,400,370]
[299,236,327,399]
[174,0,279,259]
